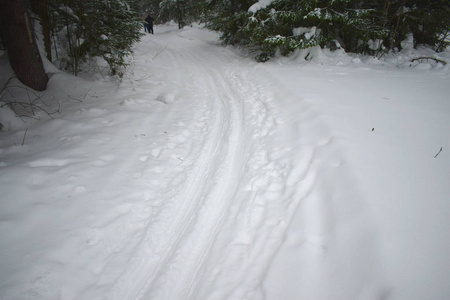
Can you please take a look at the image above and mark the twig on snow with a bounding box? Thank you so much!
[21,129,28,146]
[153,42,170,60]
[411,57,447,65]
[434,147,443,158]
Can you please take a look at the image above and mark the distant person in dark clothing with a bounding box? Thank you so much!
[144,15,154,34]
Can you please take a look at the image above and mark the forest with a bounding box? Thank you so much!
[0,0,449,89]
[1,1,450,299]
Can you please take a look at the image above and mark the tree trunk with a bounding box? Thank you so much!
[176,0,184,29]
[0,0,48,91]
[30,0,52,62]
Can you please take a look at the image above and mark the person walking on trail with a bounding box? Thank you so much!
[144,15,154,34]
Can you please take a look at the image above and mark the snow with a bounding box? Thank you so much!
[1,23,450,300]
[248,0,277,13]
[293,26,317,40]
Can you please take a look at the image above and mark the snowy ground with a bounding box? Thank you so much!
[1,23,450,300]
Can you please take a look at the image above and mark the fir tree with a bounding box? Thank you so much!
[49,0,143,76]
[139,0,204,28]
[203,0,449,61]
[404,0,450,50]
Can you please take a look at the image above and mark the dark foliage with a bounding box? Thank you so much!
[203,0,450,61]
[48,0,143,76]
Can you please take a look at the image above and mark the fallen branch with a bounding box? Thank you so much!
[153,42,170,60]
[434,147,443,158]
[135,73,153,82]
[411,57,447,65]
[21,129,28,145]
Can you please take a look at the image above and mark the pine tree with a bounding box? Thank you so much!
[203,0,449,61]
[205,0,387,61]
[48,0,143,76]
[157,0,203,27]
[404,0,450,50]
[202,0,255,45]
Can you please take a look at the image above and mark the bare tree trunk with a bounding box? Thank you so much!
[0,0,48,91]
[30,0,52,62]
[176,0,184,29]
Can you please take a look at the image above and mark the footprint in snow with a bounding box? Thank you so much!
[73,185,87,193]
[151,148,161,157]
[155,93,175,104]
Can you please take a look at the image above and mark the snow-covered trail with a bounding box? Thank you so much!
[0,23,383,300]
[2,23,449,300]
[0,23,314,300]
[106,25,319,300]
[109,27,251,299]
[118,25,385,300]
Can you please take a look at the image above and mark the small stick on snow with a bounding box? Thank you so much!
[411,57,447,65]
[434,147,443,158]
[22,129,28,146]
[153,42,170,60]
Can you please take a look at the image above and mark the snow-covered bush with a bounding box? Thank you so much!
[204,0,450,61]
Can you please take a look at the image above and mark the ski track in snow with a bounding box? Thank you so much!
[106,28,311,300]
[110,32,249,300]
[77,27,319,300]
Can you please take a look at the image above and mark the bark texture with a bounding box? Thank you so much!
[30,0,51,62]
[0,0,48,91]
